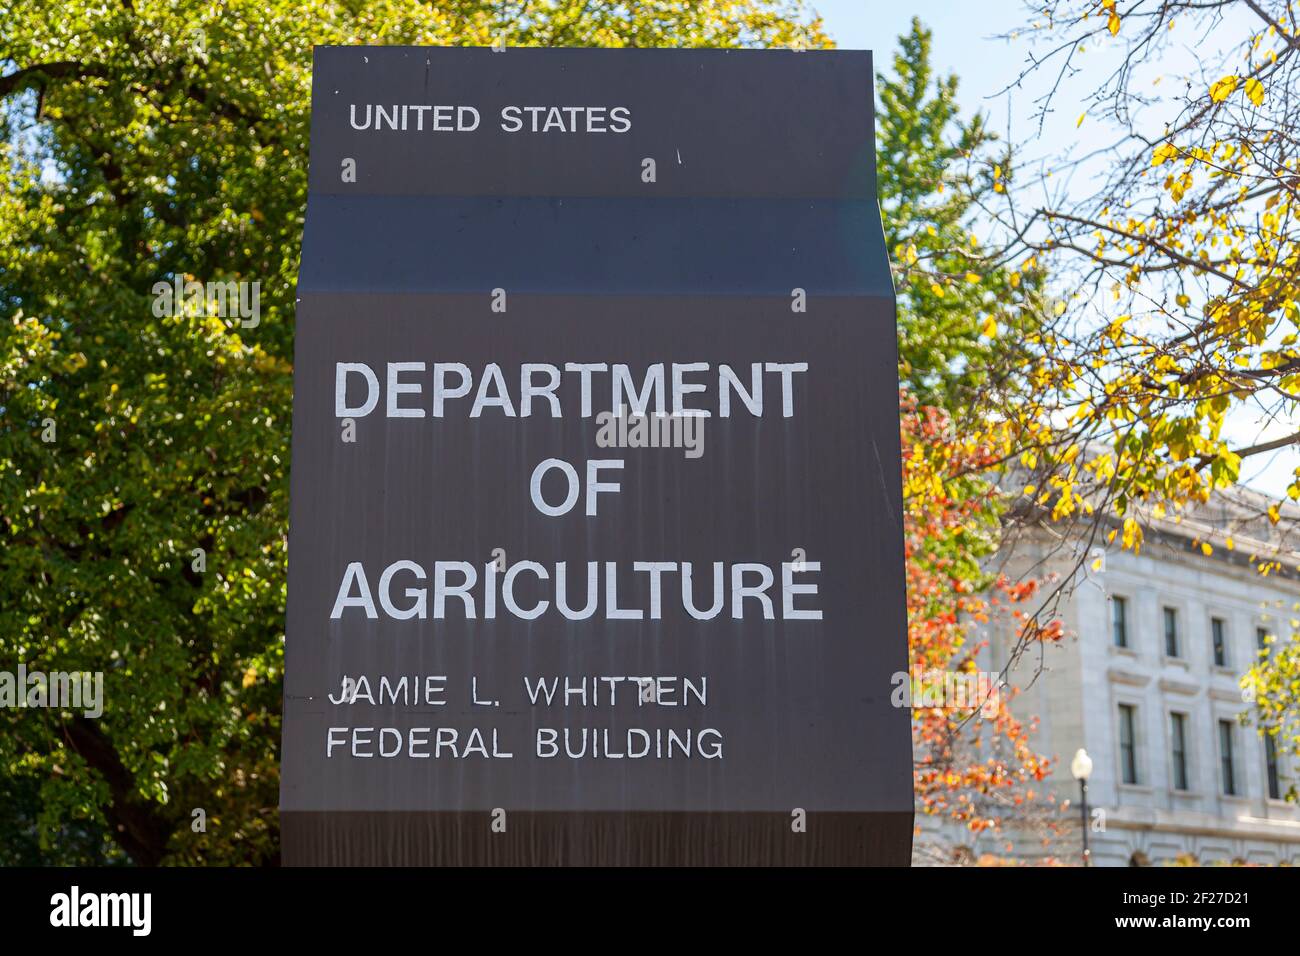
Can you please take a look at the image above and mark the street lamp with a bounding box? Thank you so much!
[1071,748,1094,867]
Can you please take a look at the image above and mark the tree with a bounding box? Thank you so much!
[879,23,1061,855]
[879,18,1049,413]
[1245,624,1300,801]
[901,395,1063,855]
[991,0,1300,800]
[0,1,832,865]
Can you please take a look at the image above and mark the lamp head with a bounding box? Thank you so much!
[1071,748,1093,782]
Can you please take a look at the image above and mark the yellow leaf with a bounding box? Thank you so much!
[1076,112,1086,128]
[981,316,998,338]
[1200,542,1213,556]
[242,667,258,689]
[1108,11,1121,35]
[965,272,981,284]
[1210,75,1239,103]
[1121,517,1143,552]
[1151,143,1179,166]
[1244,77,1264,106]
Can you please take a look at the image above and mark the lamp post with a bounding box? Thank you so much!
[1071,748,1094,867]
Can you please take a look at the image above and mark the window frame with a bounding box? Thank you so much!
[1111,595,1130,649]
[1211,616,1229,668]
[1118,702,1139,785]
[1265,734,1281,801]
[1163,606,1180,658]
[1170,711,1190,792]
[1218,718,1238,796]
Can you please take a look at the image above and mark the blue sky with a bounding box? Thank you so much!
[814,1,1297,497]
[815,1,1255,165]
[814,1,1066,132]
[815,2,1027,110]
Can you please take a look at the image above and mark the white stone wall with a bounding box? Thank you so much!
[986,532,1300,865]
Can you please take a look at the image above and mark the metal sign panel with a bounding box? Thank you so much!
[283,46,911,865]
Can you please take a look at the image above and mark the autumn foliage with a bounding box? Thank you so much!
[901,394,1062,834]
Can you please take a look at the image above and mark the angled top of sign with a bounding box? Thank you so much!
[308,46,876,200]
[301,47,888,298]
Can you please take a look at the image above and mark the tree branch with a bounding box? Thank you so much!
[60,717,174,865]
[0,61,105,98]
[1231,429,1300,460]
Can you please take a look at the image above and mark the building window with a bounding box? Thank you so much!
[1265,735,1281,801]
[1164,607,1180,657]
[1112,596,1129,649]
[1212,617,1228,667]
[1170,712,1189,791]
[1219,719,1237,796]
[1119,703,1139,784]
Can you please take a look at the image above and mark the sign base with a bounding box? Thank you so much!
[282,811,914,866]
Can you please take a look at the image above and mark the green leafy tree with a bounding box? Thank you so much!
[0,1,830,865]
[877,20,1055,605]
[878,17,1046,413]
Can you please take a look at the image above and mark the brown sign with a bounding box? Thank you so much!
[282,46,911,865]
